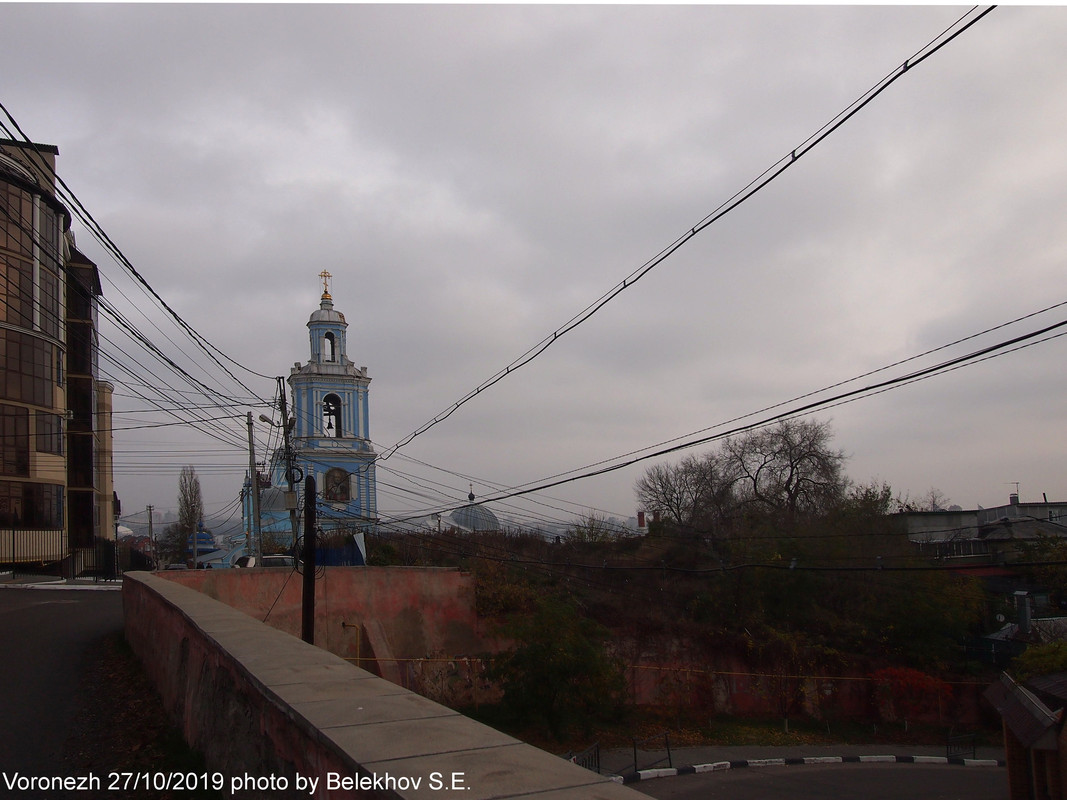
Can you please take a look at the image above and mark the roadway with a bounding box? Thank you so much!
[0,585,123,790]
[633,760,1007,800]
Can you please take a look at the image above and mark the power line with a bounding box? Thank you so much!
[0,105,276,394]
[378,5,998,462]
[453,308,1067,513]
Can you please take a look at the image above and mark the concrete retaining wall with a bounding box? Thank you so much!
[123,571,641,799]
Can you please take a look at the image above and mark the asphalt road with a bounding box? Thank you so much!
[634,762,1008,800]
[0,587,123,782]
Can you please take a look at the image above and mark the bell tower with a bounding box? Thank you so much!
[287,272,377,530]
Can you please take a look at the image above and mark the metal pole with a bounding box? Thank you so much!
[146,505,155,569]
[302,475,317,644]
[277,377,299,545]
[247,412,262,562]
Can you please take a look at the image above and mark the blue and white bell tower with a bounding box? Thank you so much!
[288,271,377,532]
[239,273,377,565]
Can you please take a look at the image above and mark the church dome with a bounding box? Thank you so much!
[450,503,501,532]
[309,294,346,325]
[450,488,500,532]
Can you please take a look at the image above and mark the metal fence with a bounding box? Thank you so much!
[564,742,601,774]
[947,732,977,760]
[2,529,125,581]
[631,731,672,774]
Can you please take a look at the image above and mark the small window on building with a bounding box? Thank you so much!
[0,405,29,476]
[324,332,336,362]
[35,411,63,455]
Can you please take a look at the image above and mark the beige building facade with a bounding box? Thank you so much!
[0,138,115,572]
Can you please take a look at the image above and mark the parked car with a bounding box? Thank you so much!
[233,555,295,569]
[261,555,295,568]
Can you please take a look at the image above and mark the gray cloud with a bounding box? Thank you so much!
[3,5,1065,523]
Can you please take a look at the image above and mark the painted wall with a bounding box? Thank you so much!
[159,566,484,678]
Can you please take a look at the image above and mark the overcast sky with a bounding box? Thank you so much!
[3,4,1066,532]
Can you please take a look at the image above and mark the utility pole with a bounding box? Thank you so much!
[277,376,300,545]
[146,505,155,569]
[246,412,262,562]
[301,474,317,645]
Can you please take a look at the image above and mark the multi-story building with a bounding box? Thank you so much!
[0,138,114,573]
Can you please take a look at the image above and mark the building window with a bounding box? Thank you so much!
[0,405,29,476]
[0,252,34,329]
[39,265,61,340]
[0,330,54,406]
[0,480,63,529]
[0,184,33,256]
[324,332,336,362]
[67,433,94,489]
[35,411,62,455]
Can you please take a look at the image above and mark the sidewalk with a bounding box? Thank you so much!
[0,571,122,590]
[601,743,1006,783]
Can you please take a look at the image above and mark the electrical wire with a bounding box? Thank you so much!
[378,5,998,462]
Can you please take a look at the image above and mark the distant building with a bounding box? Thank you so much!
[904,493,1067,563]
[0,139,115,574]
[242,274,375,563]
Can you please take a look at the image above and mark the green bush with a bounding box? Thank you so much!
[490,597,627,739]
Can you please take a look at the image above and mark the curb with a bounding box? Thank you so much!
[0,579,121,591]
[615,754,1006,784]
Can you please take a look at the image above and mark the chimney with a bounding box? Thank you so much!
[637,511,646,528]
[1010,492,1020,506]
[1015,590,1032,635]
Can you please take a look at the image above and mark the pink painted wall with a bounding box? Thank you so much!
[159,566,484,667]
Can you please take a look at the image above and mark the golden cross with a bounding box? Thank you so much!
[319,270,332,299]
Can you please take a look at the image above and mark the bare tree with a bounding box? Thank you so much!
[635,452,738,536]
[723,418,847,523]
[157,466,204,565]
[635,418,848,536]
[178,465,204,534]
[568,512,621,543]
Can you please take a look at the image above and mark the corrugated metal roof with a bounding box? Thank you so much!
[1027,672,1067,706]
[985,673,1062,750]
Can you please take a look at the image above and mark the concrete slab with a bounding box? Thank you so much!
[322,712,522,764]
[272,676,413,706]
[293,690,459,730]
[255,661,368,687]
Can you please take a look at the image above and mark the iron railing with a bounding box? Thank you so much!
[2,529,125,581]
[632,731,672,774]
[564,742,601,774]
[947,732,977,760]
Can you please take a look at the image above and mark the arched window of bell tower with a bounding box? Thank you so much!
[323,393,342,437]
[324,332,337,362]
